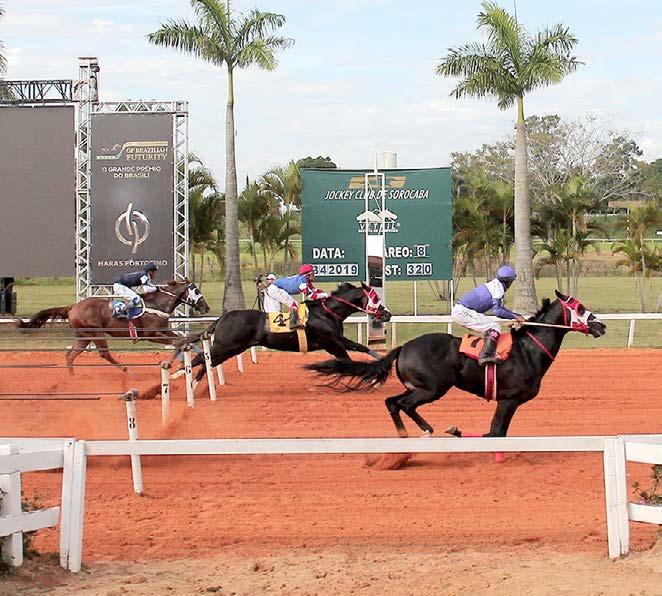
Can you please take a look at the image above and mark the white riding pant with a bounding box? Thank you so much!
[451,303,501,335]
[265,284,297,311]
[113,283,140,303]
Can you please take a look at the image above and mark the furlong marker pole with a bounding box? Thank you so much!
[236,353,244,373]
[160,361,171,427]
[201,334,217,402]
[183,347,195,408]
[120,390,143,495]
[216,361,226,386]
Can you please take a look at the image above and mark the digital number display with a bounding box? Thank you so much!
[405,263,433,276]
[313,263,360,277]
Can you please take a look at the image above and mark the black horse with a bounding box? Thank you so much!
[306,291,606,438]
[182,282,391,385]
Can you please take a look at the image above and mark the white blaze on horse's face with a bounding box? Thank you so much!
[187,283,203,305]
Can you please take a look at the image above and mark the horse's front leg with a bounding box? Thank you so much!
[338,336,381,359]
[485,398,520,437]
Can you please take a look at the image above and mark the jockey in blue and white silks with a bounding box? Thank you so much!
[112,262,159,317]
[265,264,329,329]
[451,265,525,365]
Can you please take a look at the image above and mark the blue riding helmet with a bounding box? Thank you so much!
[496,265,516,281]
[144,262,158,272]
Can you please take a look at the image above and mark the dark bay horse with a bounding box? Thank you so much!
[306,291,606,438]
[181,282,391,385]
[15,280,210,371]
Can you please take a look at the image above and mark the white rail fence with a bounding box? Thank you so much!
[0,438,85,572]
[3,312,661,349]
[1,434,660,571]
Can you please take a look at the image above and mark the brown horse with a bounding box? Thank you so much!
[15,279,210,371]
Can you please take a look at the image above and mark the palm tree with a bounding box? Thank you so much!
[238,179,275,274]
[260,162,302,271]
[436,1,581,312]
[148,0,293,312]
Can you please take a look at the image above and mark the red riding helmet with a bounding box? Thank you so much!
[299,264,314,275]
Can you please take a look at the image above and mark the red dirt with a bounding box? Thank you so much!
[1,348,661,591]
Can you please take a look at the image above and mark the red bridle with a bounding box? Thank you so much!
[321,288,384,320]
[525,295,592,361]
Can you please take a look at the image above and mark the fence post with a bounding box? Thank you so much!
[236,353,245,373]
[603,437,629,558]
[67,440,87,572]
[183,346,195,408]
[627,319,636,348]
[0,444,22,567]
[391,322,397,349]
[59,439,76,569]
[250,346,258,364]
[160,361,171,426]
[357,322,363,344]
[121,390,143,495]
[216,362,226,386]
[201,334,217,402]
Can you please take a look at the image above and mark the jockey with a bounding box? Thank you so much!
[266,264,329,329]
[451,264,526,365]
[112,262,159,317]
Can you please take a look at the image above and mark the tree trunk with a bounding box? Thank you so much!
[222,68,246,311]
[191,251,197,283]
[199,251,205,291]
[554,260,562,292]
[513,97,538,313]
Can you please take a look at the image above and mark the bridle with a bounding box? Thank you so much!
[156,283,204,311]
[523,296,593,361]
[320,287,384,320]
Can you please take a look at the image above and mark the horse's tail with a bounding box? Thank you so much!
[172,320,216,356]
[305,347,402,392]
[14,306,71,329]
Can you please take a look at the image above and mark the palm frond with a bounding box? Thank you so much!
[147,20,226,66]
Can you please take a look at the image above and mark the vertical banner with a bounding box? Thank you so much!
[301,168,452,281]
[90,113,174,284]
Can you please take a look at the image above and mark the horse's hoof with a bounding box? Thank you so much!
[445,426,462,437]
[121,366,128,373]
[372,381,383,389]
[421,430,433,438]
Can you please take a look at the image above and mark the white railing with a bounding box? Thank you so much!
[2,434,660,570]
[2,312,660,348]
[0,438,86,572]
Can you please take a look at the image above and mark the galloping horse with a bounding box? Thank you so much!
[306,291,606,438]
[15,279,210,371]
[182,282,391,385]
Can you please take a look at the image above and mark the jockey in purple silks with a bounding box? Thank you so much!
[451,265,526,365]
[265,264,329,329]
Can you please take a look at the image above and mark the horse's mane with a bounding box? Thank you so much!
[511,297,553,337]
[332,282,357,294]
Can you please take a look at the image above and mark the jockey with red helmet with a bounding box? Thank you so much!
[451,265,526,365]
[265,264,329,329]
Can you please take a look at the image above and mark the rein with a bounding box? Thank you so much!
[524,331,556,361]
[155,285,197,310]
[320,291,374,320]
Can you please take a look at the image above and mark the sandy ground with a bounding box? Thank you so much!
[0,348,660,594]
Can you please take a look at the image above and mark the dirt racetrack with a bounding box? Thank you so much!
[1,348,661,594]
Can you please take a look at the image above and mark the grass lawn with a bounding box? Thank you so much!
[7,275,660,349]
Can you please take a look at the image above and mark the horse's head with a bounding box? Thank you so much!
[333,282,392,321]
[183,280,210,314]
[535,291,606,338]
[166,279,210,314]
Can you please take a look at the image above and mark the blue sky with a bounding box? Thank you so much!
[3,0,661,185]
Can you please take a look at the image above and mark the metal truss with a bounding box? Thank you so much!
[75,58,98,302]
[0,79,75,105]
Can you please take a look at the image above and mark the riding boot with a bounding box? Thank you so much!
[289,308,301,330]
[478,332,499,366]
